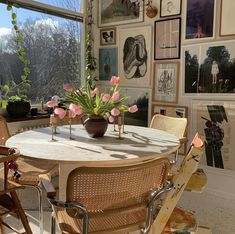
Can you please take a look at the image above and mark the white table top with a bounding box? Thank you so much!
[6,125,179,163]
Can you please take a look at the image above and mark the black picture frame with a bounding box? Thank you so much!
[154,17,181,60]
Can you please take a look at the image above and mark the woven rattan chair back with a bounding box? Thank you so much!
[0,146,32,233]
[0,116,10,145]
[150,114,187,139]
[53,157,171,234]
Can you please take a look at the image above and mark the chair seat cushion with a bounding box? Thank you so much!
[0,157,58,185]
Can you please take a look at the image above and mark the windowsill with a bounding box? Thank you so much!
[5,112,50,123]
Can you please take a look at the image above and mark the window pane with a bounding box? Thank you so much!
[33,0,81,12]
[0,5,82,104]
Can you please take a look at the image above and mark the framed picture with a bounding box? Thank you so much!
[99,47,118,81]
[220,0,235,36]
[191,99,235,171]
[160,0,182,18]
[100,27,116,46]
[122,87,151,127]
[152,104,188,154]
[154,18,181,60]
[153,62,179,103]
[118,26,152,87]
[183,40,235,94]
[98,0,144,27]
[185,0,215,40]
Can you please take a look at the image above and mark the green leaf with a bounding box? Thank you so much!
[11,13,17,20]
[13,4,20,8]
[7,5,12,11]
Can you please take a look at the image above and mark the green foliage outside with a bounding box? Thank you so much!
[0,1,31,106]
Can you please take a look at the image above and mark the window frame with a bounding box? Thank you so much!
[0,0,86,105]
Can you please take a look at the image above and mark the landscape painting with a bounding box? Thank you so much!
[99,0,144,27]
[122,87,151,127]
[184,41,235,94]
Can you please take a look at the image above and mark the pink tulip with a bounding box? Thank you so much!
[111,108,120,116]
[109,115,114,123]
[54,108,66,119]
[112,91,120,101]
[46,100,56,108]
[63,84,73,92]
[91,87,99,97]
[129,105,138,113]
[110,76,120,85]
[69,103,83,116]
[102,93,110,103]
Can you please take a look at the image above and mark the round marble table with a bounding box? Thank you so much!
[6,124,179,199]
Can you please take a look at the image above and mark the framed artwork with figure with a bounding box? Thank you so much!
[185,0,215,40]
[154,18,181,60]
[191,99,235,171]
[160,0,182,18]
[118,26,152,87]
[183,40,235,94]
[153,61,179,103]
[100,27,116,46]
[98,0,144,27]
[99,47,118,81]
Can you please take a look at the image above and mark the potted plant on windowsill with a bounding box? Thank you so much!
[0,1,31,117]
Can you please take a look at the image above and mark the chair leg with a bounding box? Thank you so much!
[0,217,6,234]
[24,184,44,234]
[10,190,33,234]
[51,212,56,234]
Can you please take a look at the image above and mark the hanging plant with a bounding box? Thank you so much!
[85,0,97,89]
[0,1,31,105]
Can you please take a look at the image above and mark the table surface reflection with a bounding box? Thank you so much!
[6,125,179,163]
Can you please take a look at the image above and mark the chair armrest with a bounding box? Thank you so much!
[142,180,173,234]
[40,175,56,199]
[48,198,89,234]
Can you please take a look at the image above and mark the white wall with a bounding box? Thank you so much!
[93,0,235,198]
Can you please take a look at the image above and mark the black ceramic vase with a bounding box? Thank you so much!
[81,115,108,138]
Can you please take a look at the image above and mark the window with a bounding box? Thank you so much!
[0,0,83,104]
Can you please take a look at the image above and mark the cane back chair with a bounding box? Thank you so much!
[42,156,173,234]
[0,115,58,234]
[150,114,188,163]
[0,146,32,234]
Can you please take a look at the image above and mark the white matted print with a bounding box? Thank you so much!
[191,99,235,170]
[220,0,235,36]
[160,0,182,18]
[153,62,179,103]
[118,26,152,87]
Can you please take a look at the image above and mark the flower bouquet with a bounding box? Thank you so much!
[47,76,138,137]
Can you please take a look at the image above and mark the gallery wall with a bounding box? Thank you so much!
[93,0,235,173]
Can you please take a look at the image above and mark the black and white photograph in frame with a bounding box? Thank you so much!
[100,27,116,46]
[160,0,182,18]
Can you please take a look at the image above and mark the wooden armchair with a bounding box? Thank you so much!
[42,157,173,234]
[150,114,188,163]
[0,115,58,234]
[0,146,32,234]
